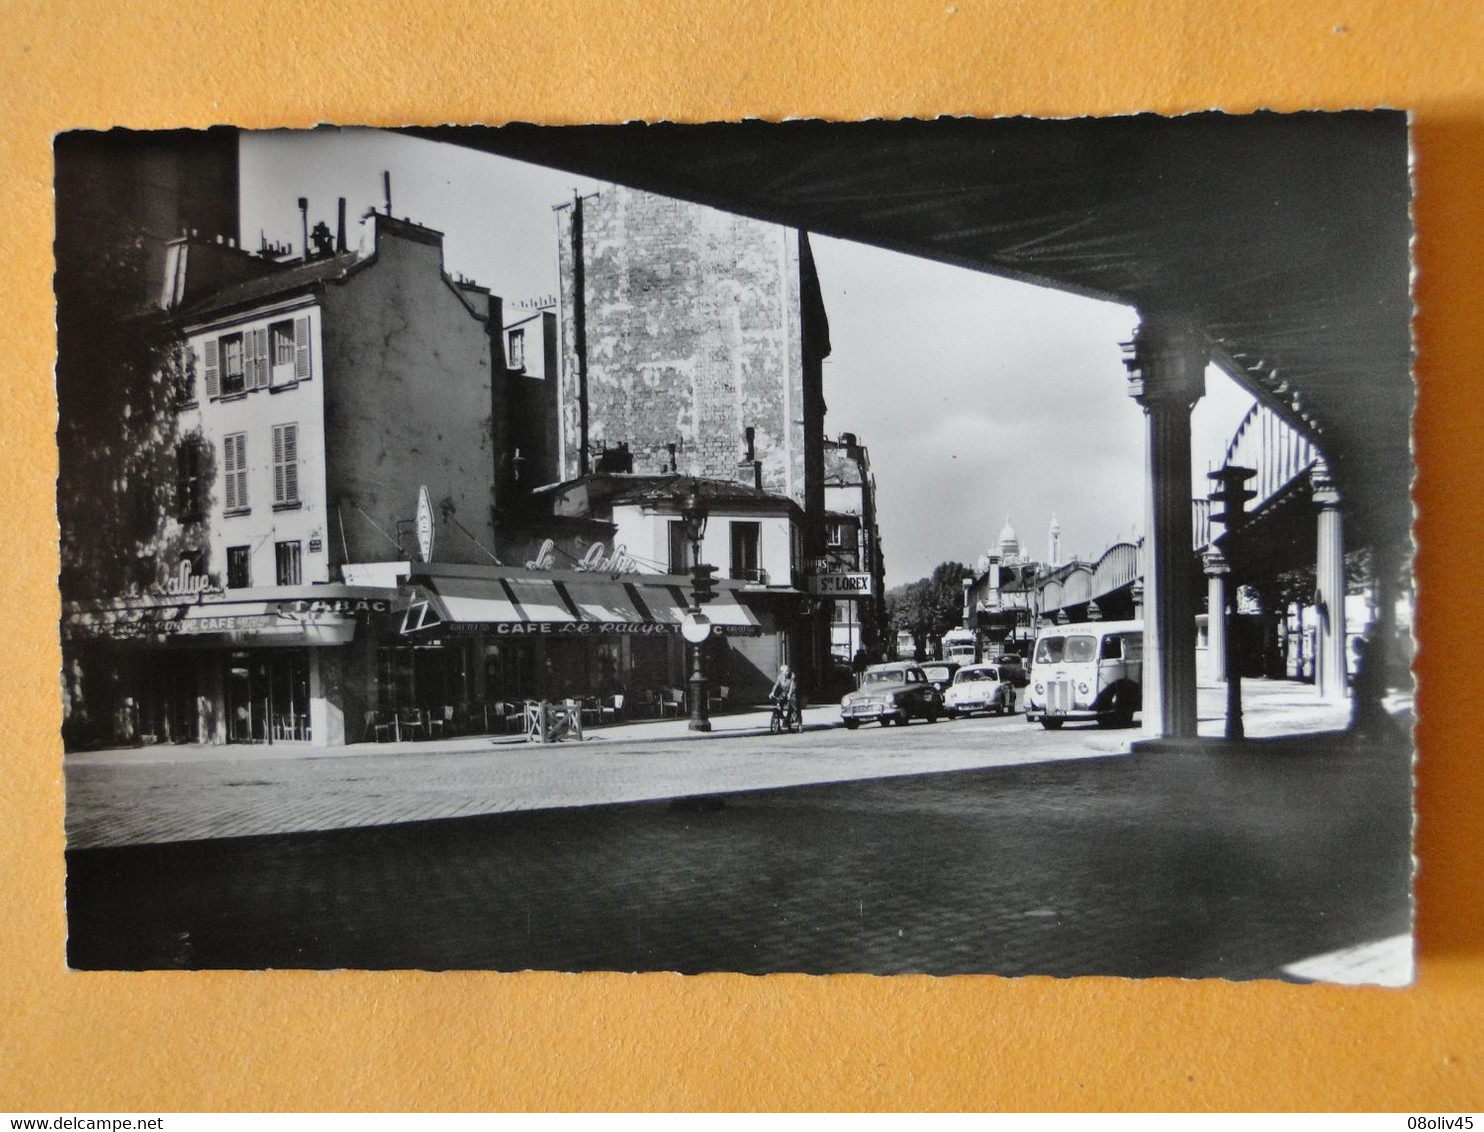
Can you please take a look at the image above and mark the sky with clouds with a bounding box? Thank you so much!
[240,128,1253,588]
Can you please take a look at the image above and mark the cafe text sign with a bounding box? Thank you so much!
[810,573,874,597]
[525,538,643,575]
[448,620,679,636]
[149,558,223,598]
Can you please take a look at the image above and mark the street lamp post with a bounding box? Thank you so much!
[962,575,980,662]
[678,484,712,732]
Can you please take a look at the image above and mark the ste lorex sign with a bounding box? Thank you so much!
[810,573,874,597]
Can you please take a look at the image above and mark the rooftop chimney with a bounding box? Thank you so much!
[382,171,392,216]
[336,197,347,252]
[297,197,309,260]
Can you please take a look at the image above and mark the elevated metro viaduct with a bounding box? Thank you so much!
[1027,398,1401,706]
[412,114,1413,739]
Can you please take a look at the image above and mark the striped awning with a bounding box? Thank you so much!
[407,574,762,635]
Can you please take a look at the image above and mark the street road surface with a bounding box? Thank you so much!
[65,709,1413,979]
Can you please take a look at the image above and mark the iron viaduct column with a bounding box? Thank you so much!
[1125,314,1205,738]
[1312,459,1348,703]
[1203,550,1230,683]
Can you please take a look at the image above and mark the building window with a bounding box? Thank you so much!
[730,521,761,582]
[275,540,302,586]
[227,545,251,589]
[508,327,526,370]
[219,333,246,396]
[176,440,203,521]
[222,432,248,511]
[272,423,299,507]
[826,519,853,549]
[270,320,296,385]
[272,321,296,366]
[172,344,196,405]
[668,521,691,574]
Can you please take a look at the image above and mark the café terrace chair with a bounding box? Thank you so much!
[363,710,394,743]
[599,694,625,725]
[397,707,426,742]
[425,705,452,740]
[580,697,603,728]
[663,687,686,718]
[495,701,522,734]
[707,685,729,713]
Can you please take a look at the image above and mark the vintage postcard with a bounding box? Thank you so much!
[57,116,1414,981]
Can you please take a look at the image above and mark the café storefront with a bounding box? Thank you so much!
[384,563,786,731]
[62,565,800,750]
[61,586,392,750]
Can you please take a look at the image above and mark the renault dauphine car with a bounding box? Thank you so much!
[942,662,1018,718]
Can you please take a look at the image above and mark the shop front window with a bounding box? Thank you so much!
[483,640,538,705]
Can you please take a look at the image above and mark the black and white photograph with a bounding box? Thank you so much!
[57,115,1414,981]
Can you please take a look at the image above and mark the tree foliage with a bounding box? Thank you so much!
[55,198,206,599]
[886,560,973,647]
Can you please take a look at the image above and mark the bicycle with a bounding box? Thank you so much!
[768,695,802,734]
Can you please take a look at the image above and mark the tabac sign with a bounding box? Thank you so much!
[809,573,874,598]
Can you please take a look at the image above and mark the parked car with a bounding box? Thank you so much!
[943,663,1018,717]
[917,660,962,694]
[993,654,1030,687]
[839,663,943,728]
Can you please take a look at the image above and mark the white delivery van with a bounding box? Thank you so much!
[1024,620,1143,729]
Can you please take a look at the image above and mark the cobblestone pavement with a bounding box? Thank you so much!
[64,680,1364,850]
[65,715,1413,979]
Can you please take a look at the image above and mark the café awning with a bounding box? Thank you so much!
[408,573,762,635]
[62,589,389,646]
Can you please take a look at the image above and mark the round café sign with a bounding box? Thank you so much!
[680,611,714,644]
[415,486,434,563]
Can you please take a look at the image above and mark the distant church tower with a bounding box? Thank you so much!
[1048,513,1062,566]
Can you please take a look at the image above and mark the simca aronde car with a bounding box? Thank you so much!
[840,662,944,728]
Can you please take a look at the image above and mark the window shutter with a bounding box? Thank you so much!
[272,427,285,503]
[204,339,219,399]
[294,316,311,380]
[223,436,237,510]
[284,424,298,502]
[252,328,269,388]
[236,435,248,507]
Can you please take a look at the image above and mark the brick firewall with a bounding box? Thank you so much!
[556,187,822,512]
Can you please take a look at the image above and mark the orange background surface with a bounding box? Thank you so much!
[1,0,1479,1112]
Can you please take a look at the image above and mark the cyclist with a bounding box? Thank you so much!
[768,663,800,732]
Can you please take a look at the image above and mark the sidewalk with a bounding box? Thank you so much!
[63,677,1387,768]
[64,704,843,767]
